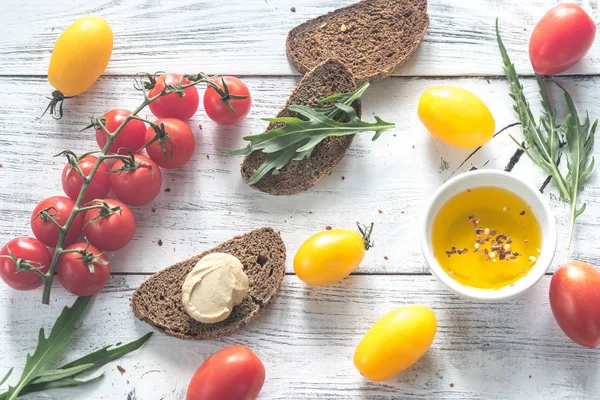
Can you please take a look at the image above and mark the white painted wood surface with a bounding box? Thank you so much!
[0,0,599,76]
[2,275,600,400]
[1,0,600,399]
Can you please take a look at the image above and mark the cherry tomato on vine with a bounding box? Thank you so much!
[57,243,110,296]
[203,76,252,126]
[0,237,51,290]
[294,223,373,286]
[529,4,596,75]
[149,73,200,121]
[110,154,162,207]
[83,199,136,251]
[31,196,84,247]
[145,118,195,169]
[61,155,110,204]
[96,109,147,155]
[186,346,265,400]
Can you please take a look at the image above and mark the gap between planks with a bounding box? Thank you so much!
[110,271,558,276]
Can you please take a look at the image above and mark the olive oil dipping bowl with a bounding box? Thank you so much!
[421,170,557,301]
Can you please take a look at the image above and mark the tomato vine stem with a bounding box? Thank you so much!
[40,72,225,304]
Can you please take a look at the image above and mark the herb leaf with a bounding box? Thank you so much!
[4,296,91,400]
[557,82,597,248]
[496,18,597,249]
[0,298,152,399]
[0,370,12,388]
[230,83,395,184]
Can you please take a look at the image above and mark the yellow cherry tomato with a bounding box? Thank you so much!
[354,305,437,382]
[294,224,372,286]
[48,16,113,97]
[418,86,495,148]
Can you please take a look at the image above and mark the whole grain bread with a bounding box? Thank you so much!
[241,59,360,195]
[286,0,429,84]
[131,228,286,340]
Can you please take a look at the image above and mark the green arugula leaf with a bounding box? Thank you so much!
[230,83,394,184]
[8,374,104,399]
[59,332,153,371]
[556,82,597,248]
[0,369,12,388]
[4,296,91,400]
[29,364,95,385]
[497,18,597,249]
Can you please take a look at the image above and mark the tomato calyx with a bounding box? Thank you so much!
[62,242,108,274]
[39,90,75,120]
[33,206,65,231]
[82,200,123,227]
[357,222,375,250]
[210,76,249,112]
[108,149,156,177]
[56,150,98,179]
[0,247,48,278]
[133,72,164,92]
[143,121,173,160]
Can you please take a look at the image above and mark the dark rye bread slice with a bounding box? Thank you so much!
[131,228,286,340]
[286,0,429,84]
[241,59,360,195]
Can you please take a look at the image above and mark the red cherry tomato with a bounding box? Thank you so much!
[203,76,252,125]
[31,196,84,247]
[61,155,110,204]
[57,243,110,296]
[550,261,600,348]
[110,154,162,207]
[96,109,147,155]
[149,73,199,121]
[83,199,136,251]
[0,237,51,290]
[529,4,596,75]
[145,118,195,169]
[186,346,265,400]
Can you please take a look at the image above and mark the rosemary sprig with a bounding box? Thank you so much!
[496,19,597,249]
[230,83,395,184]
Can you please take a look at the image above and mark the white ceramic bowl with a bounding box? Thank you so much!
[421,170,557,301]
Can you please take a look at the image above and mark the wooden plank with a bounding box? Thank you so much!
[0,275,598,399]
[1,75,599,274]
[0,0,598,77]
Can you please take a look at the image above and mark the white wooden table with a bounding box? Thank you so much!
[1,1,600,399]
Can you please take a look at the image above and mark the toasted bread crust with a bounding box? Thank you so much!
[131,228,286,340]
[241,59,359,195]
[286,0,429,84]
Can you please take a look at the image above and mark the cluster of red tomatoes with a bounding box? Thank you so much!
[0,73,252,297]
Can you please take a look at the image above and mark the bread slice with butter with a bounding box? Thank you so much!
[131,228,286,340]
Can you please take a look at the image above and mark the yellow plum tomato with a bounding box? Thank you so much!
[354,305,437,382]
[418,86,495,148]
[294,224,373,286]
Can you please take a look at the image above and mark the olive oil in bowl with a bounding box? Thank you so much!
[432,186,542,290]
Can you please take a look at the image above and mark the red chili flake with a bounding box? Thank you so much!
[384,256,389,260]
[199,124,203,130]
[117,365,126,374]
[378,209,383,214]
[290,6,296,12]
[0,164,3,168]
[326,226,332,230]
[520,210,526,216]
[157,239,163,247]
[151,208,156,213]
[400,211,405,214]
[165,188,171,192]
[450,383,455,388]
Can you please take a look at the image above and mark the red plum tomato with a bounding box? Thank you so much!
[186,346,265,400]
